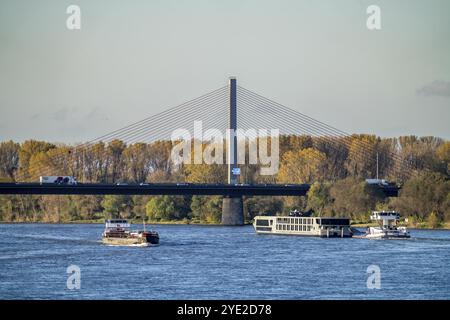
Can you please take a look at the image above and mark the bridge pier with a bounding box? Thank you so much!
[221,76,243,226]
[221,196,244,225]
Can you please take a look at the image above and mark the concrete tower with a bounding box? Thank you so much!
[221,77,244,225]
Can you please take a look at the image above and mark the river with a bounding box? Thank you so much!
[0,223,449,299]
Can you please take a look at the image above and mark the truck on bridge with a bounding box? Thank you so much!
[39,176,77,185]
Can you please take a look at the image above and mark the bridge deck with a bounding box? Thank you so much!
[0,183,311,196]
[0,183,399,197]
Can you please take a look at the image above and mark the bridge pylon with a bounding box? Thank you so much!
[222,76,244,225]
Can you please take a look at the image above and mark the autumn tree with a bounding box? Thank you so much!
[107,140,126,183]
[313,137,348,180]
[389,172,449,222]
[18,140,55,180]
[345,134,378,179]
[123,143,151,183]
[329,177,386,220]
[435,141,450,175]
[184,164,227,183]
[0,140,20,181]
[277,148,326,183]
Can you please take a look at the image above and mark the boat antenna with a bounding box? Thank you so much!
[143,217,146,232]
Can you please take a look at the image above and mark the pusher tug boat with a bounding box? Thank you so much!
[102,219,159,246]
[356,211,410,239]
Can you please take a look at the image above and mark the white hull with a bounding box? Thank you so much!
[253,216,353,238]
[357,211,411,239]
[102,241,152,247]
[355,226,410,239]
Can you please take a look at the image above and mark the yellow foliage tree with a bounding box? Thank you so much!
[277,148,326,184]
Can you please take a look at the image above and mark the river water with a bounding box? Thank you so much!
[0,223,449,299]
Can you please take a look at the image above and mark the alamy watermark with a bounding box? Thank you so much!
[65,5,381,31]
[366,5,381,30]
[66,264,81,290]
[366,264,381,289]
[66,5,81,30]
[170,121,280,175]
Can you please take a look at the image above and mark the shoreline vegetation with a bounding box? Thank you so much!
[1,219,450,230]
[0,135,449,227]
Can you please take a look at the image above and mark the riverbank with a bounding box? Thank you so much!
[1,219,450,229]
[0,219,226,226]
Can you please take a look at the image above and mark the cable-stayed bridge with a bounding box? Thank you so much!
[0,77,409,224]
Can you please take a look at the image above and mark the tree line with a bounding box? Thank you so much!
[0,134,448,227]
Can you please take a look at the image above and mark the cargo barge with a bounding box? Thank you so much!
[102,219,159,246]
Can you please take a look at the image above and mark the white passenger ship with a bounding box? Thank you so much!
[253,214,352,238]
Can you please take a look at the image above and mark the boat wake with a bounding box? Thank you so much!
[102,242,157,247]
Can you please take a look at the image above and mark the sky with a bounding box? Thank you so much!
[0,0,449,143]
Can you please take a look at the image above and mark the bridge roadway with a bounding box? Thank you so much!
[0,183,399,197]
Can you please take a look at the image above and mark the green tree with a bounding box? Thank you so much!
[427,212,441,228]
[329,177,386,220]
[190,196,222,223]
[244,196,283,220]
[145,196,189,221]
[306,182,332,215]
[101,195,131,219]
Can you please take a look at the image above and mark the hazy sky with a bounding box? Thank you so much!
[1,0,449,143]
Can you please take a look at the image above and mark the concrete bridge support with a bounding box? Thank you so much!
[221,76,244,225]
[221,196,244,225]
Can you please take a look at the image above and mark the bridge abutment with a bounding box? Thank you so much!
[221,196,244,225]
